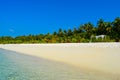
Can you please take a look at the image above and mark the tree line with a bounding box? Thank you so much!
[0,17,120,44]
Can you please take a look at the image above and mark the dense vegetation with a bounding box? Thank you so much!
[0,17,120,44]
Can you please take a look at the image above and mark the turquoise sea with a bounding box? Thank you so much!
[0,49,118,80]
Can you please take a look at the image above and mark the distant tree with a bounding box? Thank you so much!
[44,33,52,43]
[15,35,27,43]
[105,22,112,36]
[112,17,120,40]
[82,22,94,39]
[97,19,107,35]
[53,31,57,36]
[67,29,72,36]
[58,28,64,37]
[73,27,77,34]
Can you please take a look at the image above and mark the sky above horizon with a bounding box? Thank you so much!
[0,0,120,36]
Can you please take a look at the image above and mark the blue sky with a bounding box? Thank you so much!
[0,0,120,36]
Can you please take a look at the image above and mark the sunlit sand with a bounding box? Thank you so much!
[0,43,120,76]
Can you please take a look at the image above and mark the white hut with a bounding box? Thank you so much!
[95,35,106,40]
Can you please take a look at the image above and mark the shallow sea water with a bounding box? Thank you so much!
[0,49,119,80]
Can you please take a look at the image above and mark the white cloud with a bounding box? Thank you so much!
[9,28,15,32]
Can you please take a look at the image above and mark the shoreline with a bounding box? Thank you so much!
[0,43,120,75]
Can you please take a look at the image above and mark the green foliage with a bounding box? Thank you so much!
[0,17,120,44]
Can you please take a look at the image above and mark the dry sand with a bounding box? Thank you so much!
[0,43,120,75]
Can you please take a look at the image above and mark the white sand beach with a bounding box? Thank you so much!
[0,43,120,75]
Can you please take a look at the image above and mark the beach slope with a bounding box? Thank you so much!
[0,43,120,75]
